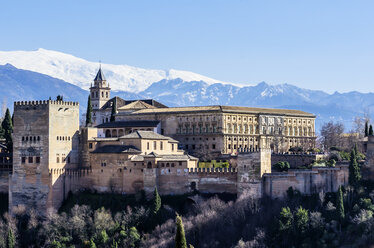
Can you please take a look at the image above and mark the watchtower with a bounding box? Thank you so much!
[10,100,79,215]
[236,148,271,198]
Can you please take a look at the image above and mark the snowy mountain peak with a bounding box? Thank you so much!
[0,48,233,93]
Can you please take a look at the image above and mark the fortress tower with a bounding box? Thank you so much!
[236,148,271,198]
[10,100,79,215]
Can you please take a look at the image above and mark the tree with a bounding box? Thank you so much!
[7,228,15,248]
[152,187,161,215]
[294,207,309,235]
[86,95,93,126]
[320,121,344,151]
[110,98,116,122]
[2,109,13,152]
[278,207,293,232]
[336,186,345,221]
[370,125,374,136]
[175,214,187,248]
[56,95,63,101]
[274,161,290,172]
[365,121,369,136]
[349,148,361,186]
[89,239,97,248]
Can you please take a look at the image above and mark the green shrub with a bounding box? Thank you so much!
[274,161,290,171]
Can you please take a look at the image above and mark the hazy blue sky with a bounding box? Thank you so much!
[1,1,374,93]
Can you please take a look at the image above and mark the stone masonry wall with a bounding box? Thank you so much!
[263,164,348,198]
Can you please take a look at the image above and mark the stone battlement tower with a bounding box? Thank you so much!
[10,100,80,215]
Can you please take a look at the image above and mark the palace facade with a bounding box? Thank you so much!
[91,69,316,155]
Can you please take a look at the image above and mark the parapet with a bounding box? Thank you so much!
[14,100,79,109]
[188,167,237,174]
[237,147,272,154]
[14,100,79,108]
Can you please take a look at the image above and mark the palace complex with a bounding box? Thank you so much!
[90,68,317,156]
[5,68,352,216]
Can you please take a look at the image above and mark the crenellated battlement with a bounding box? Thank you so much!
[14,100,79,108]
[188,167,237,174]
[237,148,272,154]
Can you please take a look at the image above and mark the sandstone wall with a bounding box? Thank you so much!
[263,164,348,198]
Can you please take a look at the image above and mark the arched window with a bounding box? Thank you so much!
[147,161,152,169]
[105,130,111,137]
[112,129,117,137]
[95,92,98,98]
[101,92,104,97]
[106,92,108,98]
[118,129,124,136]
[233,124,237,133]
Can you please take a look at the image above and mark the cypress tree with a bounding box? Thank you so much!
[365,121,369,136]
[2,109,13,152]
[336,186,345,221]
[152,187,161,215]
[89,239,97,248]
[349,148,361,186]
[175,214,187,248]
[110,98,116,122]
[7,228,15,248]
[86,95,93,126]
[370,125,374,136]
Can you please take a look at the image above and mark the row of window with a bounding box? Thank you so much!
[179,116,217,122]
[56,154,70,163]
[227,137,258,142]
[177,125,218,134]
[228,144,258,150]
[185,137,215,141]
[146,141,175,151]
[225,116,257,122]
[226,124,258,135]
[91,91,109,99]
[21,156,40,164]
[185,144,216,150]
[22,136,40,142]
[57,136,71,141]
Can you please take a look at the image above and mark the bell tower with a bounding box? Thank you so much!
[90,66,111,110]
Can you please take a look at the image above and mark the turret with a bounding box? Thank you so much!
[90,66,111,110]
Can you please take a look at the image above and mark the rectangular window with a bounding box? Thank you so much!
[185,145,189,149]
[212,144,216,149]
[172,144,174,151]
[179,161,182,166]
[160,141,163,150]
[234,145,237,149]
[192,144,196,150]
[28,156,33,163]
[228,144,231,149]
[56,154,60,163]
[67,157,71,163]
[154,141,157,150]
[21,157,26,164]
[36,157,40,163]
[89,143,93,149]
[147,142,150,150]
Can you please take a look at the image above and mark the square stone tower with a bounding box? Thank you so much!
[10,100,79,215]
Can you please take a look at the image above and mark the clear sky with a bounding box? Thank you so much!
[1,0,374,93]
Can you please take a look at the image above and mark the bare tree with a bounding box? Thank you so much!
[320,121,345,151]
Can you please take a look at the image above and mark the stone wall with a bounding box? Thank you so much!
[272,153,326,169]
[263,164,348,198]
[0,171,9,193]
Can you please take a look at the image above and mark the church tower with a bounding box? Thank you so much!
[90,66,111,110]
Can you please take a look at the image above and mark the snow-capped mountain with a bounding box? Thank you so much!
[0,48,232,93]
